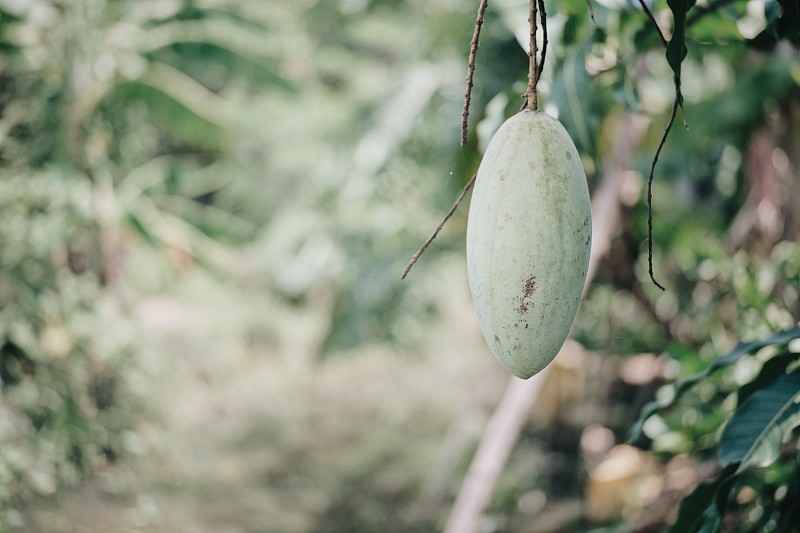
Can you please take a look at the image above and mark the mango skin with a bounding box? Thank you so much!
[466,110,591,379]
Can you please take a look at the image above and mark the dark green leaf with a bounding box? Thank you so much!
[750,0,800,47]
[148,42,296,93]
[718,371,800,471]
[737,350,796,405]
[689,10,745,42]
[765,0,782,26]
[549,46,595,154]
[153,194,256,243]
[585,0,595,23]
[667,475,724,533]
[615,63,641,111]
[665,0,697,108]
[665,0,696,74]
[110,80,228,150]
[126,212,159,248]
[712,468,743,528]
[629,326,800,441]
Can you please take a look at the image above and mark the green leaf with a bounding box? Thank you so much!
[665,463,743,533]
[666,475,723,533]
[689,9,745,42]
[765,0,781,25]
[150,42,296,93]
[126,212,159,248]
[110,59,238,150]
[665,0,697,108]
[137,19,278,63]
[550,46,595,155]
[585,0,595,23]
[112,80,227,149]
[751,0,800,47]
[718,371,800,471]
[712,466,747,529]
[614,62,641,111]
[737,350,796,405]
[153,194,256,243]
[629,326,800,442]
[665,0,696,74]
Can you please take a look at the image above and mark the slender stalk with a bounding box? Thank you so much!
[537,0,548,75]
[404,0,487,277]
[402,173,477,279]
[523,0,539,111]
[646,81,679,292]
[461,0,489,147]
[636,0,678,290]
[636,0,667,47]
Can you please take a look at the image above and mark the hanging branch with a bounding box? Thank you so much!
[461,0,489,147]
[402,173,477,279]
[522,0,547,111]
[636,0,677,291]
[636,0,668,47]
[537,0,548,75]
[403,1,488,280]
[646,83,679,291]
[523,0,540,110]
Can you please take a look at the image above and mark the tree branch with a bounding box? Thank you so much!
[461,0,489,147]
[537,0,548,77]
[636,0,667,47]
[402,173,477,279]
[523,0,539,110]
[646,82,679,292]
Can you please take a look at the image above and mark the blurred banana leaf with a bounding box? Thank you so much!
[718,371,800,472]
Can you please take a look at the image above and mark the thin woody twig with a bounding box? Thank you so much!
[537,0,548,75]
[636,0,679,290]
[461,0,489,147]
[523,0,539,111]
[646,80,679,292]
[638,0,730,49]
[636,0,667,47]
[402,173,477,279]
[407,0,486,280]
[637,0,667,291]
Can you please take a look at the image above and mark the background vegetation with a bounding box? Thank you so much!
[0,0,798,531]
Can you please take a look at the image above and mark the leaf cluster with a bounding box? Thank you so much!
[474,0,800,529]
[0,0,295,522]
[629,327,800,532]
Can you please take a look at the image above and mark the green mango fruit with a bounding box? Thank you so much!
[467,110,591,379]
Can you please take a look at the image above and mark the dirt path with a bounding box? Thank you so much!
[19,275,498,532]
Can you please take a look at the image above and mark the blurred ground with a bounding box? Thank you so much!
[19,260,502,533]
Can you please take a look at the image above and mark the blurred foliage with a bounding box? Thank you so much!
[0,0,511,525]
[474,0,800,531]
[0,0,798,530]
[0,0,300,524]
[0,168,138,519]
[628,327,800,533]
